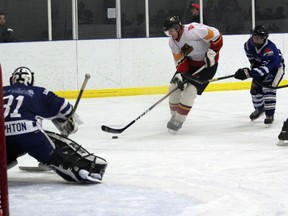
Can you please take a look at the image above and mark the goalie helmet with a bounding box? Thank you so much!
[252,25,269,39]
[10,66,34,86]
[10,67,34,86]
[163,16,182,32]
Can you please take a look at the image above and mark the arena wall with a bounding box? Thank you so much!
[0,34,287,98]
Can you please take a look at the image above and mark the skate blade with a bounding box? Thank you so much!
[168,129,178,135]
[276,140,288,146]
[265,123,273,128]
[250,113,265,122]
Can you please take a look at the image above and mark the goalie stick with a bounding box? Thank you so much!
[53,73,90,136]
[19,163,52,172]
[73,73,91,115]
[101,65,206,134]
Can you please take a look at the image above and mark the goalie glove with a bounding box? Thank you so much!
[52,115,78,137]
[234,68,251,80]
[170,72,186,91]
[205,49,216,67]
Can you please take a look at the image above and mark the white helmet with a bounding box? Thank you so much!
[10,66,34,86]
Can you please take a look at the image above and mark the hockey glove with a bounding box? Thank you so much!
[171,72,186,91]
[205,49,216,67]
[52,116,78,137]
[250,62,261,69]
[234,68,251,80]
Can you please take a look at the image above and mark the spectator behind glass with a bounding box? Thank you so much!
[274,7,286,19]
[78,2,93,24]
[189,3,207,24]
[0,12,16,42]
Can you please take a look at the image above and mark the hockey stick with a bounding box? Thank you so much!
[101,66,206,134]
[253,79,288,89]
[101,86,179,134]
[185,73,288,89]
[182,73,235,85]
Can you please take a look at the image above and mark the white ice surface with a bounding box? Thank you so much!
[8,89,288,216]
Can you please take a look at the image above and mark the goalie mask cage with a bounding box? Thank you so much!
[0,64,9,216]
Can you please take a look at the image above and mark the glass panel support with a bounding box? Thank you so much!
[47,0,52,41]
[116,0,121,38]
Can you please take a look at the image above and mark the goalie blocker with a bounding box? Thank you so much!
[46,131,107,183]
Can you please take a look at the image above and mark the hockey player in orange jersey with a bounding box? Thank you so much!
[163,16,223,132]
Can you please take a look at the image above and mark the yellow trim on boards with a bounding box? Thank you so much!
[55,80,288,99]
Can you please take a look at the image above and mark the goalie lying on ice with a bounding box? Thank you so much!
[4,66,107,183]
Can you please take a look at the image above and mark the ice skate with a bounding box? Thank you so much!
[249,108,265,121]
[167,119,183,132]
[277,121,288,146]
[276,140,287,146]
[264,115,274,127]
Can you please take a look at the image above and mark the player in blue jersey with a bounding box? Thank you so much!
[234,25,285,125]
[3,67,107,183]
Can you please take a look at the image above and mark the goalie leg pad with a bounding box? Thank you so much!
[46,131,107,183]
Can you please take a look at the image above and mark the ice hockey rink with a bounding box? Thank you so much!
[7,88,288,216]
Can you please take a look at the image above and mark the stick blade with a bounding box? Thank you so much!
[101,125,124,134]
[19,165,52,172]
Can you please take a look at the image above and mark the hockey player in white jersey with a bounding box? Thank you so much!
[163,16,223,132]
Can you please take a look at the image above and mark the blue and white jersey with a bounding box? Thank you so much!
[244,38,284,78]
[3,84,73,136]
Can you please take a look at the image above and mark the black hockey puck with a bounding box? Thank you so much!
[112,136,118,139]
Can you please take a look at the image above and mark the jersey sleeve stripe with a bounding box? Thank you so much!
[210,34,222,45]
[173,52,183,61]
[58,99,73,118]
[61,106,73,117]
[203,28,214,40]
[260,66,269,73]
[253,68,266,76]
